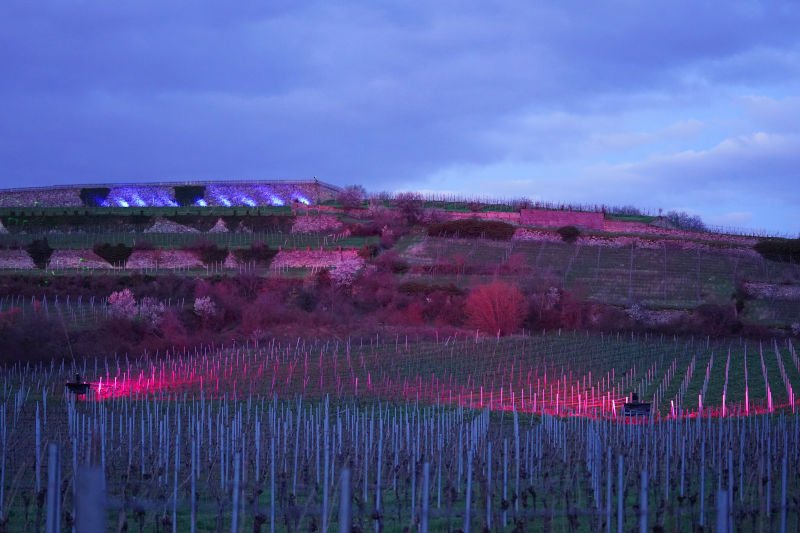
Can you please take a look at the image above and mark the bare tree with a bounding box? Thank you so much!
[336,185,367,210]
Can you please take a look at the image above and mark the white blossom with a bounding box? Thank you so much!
[108,289,138,319]
[194,296,217,318]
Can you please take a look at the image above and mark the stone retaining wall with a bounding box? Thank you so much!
[521,209,604,230]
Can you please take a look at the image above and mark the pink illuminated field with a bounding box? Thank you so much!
[89,332,800,419]
[2,332,799,531]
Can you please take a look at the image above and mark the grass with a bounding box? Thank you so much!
[604,214,658,223]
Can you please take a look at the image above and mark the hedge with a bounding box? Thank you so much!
[27,238,53,269]
[754,238,800,263]
[232,242,278,264]
[427,219,515,240]
[93,243,133,266]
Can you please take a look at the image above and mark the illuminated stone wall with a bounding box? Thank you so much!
[0,180,339,208]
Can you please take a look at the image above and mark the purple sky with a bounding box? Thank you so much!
[1,1,799,234]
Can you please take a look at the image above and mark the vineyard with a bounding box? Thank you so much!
[404,236,800,323]
[2,332,800,531]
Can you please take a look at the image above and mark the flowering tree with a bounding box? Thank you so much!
[464,280,526,336]
[139,297,165,328]
[193,296,217,319]
[394,192,424,224]
[329,259,363,287]
[108,289,138,320]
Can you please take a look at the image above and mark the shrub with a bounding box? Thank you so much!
[94,243,133,266]
[693,303,741,337]
[232,242,278,264]
[394,192,424,224]
[139,297,165,328]
[375,251,409,273]
[336,185,367,210]
[80,187,110,207]
[185,240,228,265]
[27,238,53,269]
[108,288,138,320]
[330,260,363,287]
[193,296,217,319]
[348,223,382,237]
[357,243,380,259]
[173,185,206,206]
[464,280,526,336]
[754,238,800,263]
[609,205,643,216]
[664,210,706,231]
[427,219,515,240]
[133,239,156,251]
[509,198,533,210]
[399,282,464,296]
[557,225,581,243]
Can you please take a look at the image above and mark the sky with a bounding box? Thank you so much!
[1,1,799,235]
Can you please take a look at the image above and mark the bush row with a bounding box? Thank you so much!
[754,238,800,263]
[427,219,516,240]
[0,214,295,233]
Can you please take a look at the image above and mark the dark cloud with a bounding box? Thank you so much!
[0,0,799,229]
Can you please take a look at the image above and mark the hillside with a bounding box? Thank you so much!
[0,190,798,362]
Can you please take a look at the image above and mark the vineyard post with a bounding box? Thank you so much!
[715,490,728,533]
[680,436,685,499]
[767,427,772,521]
[486,442,492,530]
[173,430,179,533]
[726,448,733,529]
[464,448,472,533]
[374,417,383,533]
[638,469,647,533]
[779,448,787,533]
[191,434,196,533]
[700,437,706,527]
[503,439,508,528]
[410,445,416,524]
[270,434,276,533]
[514,410,520,514]
[617,454,623,533]
[232,451,241,533]
[323,399,330,533]
[339,469,352,533]
[421,462,430,533]
[45,443,60,533]
[35,403,41,494]
[605,447,611,533]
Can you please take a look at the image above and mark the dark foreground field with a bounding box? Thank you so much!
[1,333,799,531]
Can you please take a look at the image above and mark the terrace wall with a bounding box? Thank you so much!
[437,211,521,223]
[520,209,604,230]
[0,188,83,208]
[0,180,340,208]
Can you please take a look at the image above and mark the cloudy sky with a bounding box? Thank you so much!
[1,1,799,234]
